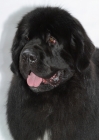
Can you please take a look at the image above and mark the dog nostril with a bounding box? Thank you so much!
[29,54,37,63]
[21,49,37,63]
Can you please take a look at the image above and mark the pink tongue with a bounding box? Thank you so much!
[27,72,42,87]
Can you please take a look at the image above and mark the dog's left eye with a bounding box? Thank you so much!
[25,35,29,41]
[48,36,56,45]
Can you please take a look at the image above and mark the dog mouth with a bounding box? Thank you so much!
[27,70,63,88]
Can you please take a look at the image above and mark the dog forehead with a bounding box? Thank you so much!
[18,7,75,40]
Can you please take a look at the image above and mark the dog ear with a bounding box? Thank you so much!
[10,27,24,75]
[11,23,27,74]
[71,18,95,72]
[10,29,22,75]
[10,62,19,75]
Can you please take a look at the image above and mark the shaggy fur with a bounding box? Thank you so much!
[7,7,99,140]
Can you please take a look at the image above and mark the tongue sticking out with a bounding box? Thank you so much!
[27,72,42,87]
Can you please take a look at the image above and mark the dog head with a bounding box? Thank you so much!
[11,7,95,92]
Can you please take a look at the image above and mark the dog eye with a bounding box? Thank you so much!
[25,35,29,41]
[48,36,56,44]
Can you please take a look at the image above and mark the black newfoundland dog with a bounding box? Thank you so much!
[7,7,99,140]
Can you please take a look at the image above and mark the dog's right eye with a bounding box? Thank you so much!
[25,35,29,41]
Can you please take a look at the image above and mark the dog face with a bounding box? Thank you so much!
[11,7,95,92]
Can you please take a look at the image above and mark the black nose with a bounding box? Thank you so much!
[21,49,37,63]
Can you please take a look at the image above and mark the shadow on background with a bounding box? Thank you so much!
[0,6,36,140]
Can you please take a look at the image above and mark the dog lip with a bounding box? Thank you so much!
[27,70,64,88]
[43,70,63,86]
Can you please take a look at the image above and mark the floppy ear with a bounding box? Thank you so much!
[11,26,25,75]
[71,19,95,72]
[10,30,20,75]
[11,21,28,74]
[10,62,19,75]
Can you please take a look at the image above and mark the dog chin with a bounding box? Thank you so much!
[30,84,54,93]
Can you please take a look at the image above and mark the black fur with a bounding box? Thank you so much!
[7,7,99,140]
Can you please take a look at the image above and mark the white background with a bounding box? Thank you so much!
[0,0,99,140]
